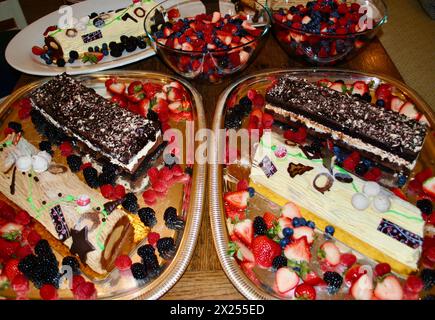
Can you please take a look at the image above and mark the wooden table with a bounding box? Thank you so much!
[14,36,403,300]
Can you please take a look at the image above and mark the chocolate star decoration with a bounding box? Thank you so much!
[70,226,95,264]
[288,162,314,178]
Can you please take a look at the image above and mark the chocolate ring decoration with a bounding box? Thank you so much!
[66,28,78,38]
[134,7,146,18]
[313,172,334,194]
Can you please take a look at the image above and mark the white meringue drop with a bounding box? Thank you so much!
[16,155,32,172]
[362,181,381,197]
[31,155,49,173]
[352,193,370,210]
[37,151,52,164]
[373,195,391,213]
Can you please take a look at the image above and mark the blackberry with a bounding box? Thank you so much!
[163,207,184,230]
[272,256,287,270]
[122,193,139,213]
[98,172,116,186]
[138,207,157,227]
[131,262,147,280]
[253,216,267,236]
[323,271,343,294]
[143,253,160,278]
[102,162,117,175]
[157,237,176,260]
[416,199,433,215]
[69,50,79,60]
[66,155,82,173]
[8,121,22,133]
[30,109,48,134]
[362,92,372,103]
[39,141,53,155]
[421,269,435,290]
[62,256,80,275]
[137,244,155,259]
[239,96,252,109]
[224,109,242,129]
[147,109,159,122]
[35,240,56,262]
[18,254,38,276]
[35,259,60,288]
[83,167,99,188]
[44,124,66,145]
[355,163,369,176]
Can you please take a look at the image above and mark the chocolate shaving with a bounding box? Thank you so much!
[313,173,334,194]
[103,199,124,215]
[287,162,313,178]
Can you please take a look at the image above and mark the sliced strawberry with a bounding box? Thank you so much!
[351,273,374,300]
[277,217,292,239]
[262,113,274,129]
[234,240,255,263]
[318,241,340,266]
[263,212,277,229]
[211,11,221,23]
[224,191,249,210]
[111,94,128,108]
[0,223,23,238]
[284,237,311,263]
[419,114,430,126]
[345,264,363,286]
[292,226,315,244]
[294,283,316,300]
[302,271,322,286]
[374,275,404,300]
[340,253,357,268]
[375,83,393,102]
[399,102,419,120]
[352,81,369,96]
[275,268,299,294]
[108,82,126,96]
[239,50,250,64]
[82,51,103,63]
[390,97,404,112]
[280,201,302,219]
[252,235,281,268]
[168,101,182,113]
[423,177,435,199]
[137,98,150,117]
[233,219,253,246]
[0,238,20,259]
[127,81,143,95]
[317,79,332,88]
[330,82,346,93]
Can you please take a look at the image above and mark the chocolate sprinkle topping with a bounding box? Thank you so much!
[266,76,428,163]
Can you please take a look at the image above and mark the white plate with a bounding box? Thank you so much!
[6,0,159,76]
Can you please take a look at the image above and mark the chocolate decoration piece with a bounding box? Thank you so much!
[70,226,95,264]
[322,146,334,174]
[287,162,314,178]
[10,166,16,195]
[334,172,353,183]
[313,173,334,194]
[103,199,124,215]
[75,212,101,233]
[48,164,68,174]
[49,205,70,241]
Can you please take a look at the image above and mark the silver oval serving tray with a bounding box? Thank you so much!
[209,68,434,300]
[0,71,206,300]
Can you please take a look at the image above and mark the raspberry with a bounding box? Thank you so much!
[152,180,168,193]
[100,184,115,199]
[11,274,29,293]
[252,94,265,108]
[142,189,157,205]
[74,281,96,300]
[18,107,32,120]
[4,259,21,281]
[374,263,391,277]
[113,184,126,200]
[59,141,73,157]
[284,127,307,144]
[71,275,86,293]
[147,167,159,180]
[404,275,424,293]
[147,232,160,246]
[16,245,33,259]
[364,167,382,182]
[114,255,132,271]
[27,230,41,247]
[0,202,16,221]
[237,179,249,191]
[171,165,184,177]
[15,210,31,226]
[159,166,174,182]
[0,238,20,259]
[40,284,58,300]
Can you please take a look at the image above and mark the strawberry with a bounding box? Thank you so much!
[14,210,30,226]
[114,255,132,271]
[292,226,315,244]
[111,94,128,108]
[105,77,117,89]
[262,113,274,129]
[283,127,307,144]
[127,81,143,95]
[236,179,249,191]
[224,191,249,210]
[375,83,392,103]
[280,201,302,219]
[374,275,403,300]
[294,283,316,300]
[352,81,369,96]
[404,275,424,294]
[350,273,374,300]
[233,240,255,263]
[302,271,322,286]
[390,97,404,112]
[127,91,146,103]
[317,79,332,88]
[16,245,32,259]
[225,202,246,224]
[252,94,265,108]
[137,98,150,117]
[340,253,357,268]
[0,222,23,240]
[147,232,160,247]
[330,82,346,93]
[263,212,277,229]
[167,87,184,102]
[82,52,103,64]
[318,242,340,266]
[143,82,163,99]
[107,82,126,96]
[31,46,46,56]
[374,262,391,277]
[284,237,311,263]
[4,259,21,281]
[0,202,16,221]
[363,167,382,182]
[423,177,435,199]
[399,102,419,120]
[252,235,281,268]
[247,89,257,101]
[211,11,221,23]
[415,168,433,183]
[233,219,253,246]
[27,230,41,247]
[275,268,299,294]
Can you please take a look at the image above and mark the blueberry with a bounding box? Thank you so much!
[247,187,255,198]
[376,99,385,108]
[56,58,65,67]
[292,218,301,227]
[307,221,315,229]
[362,159,372,168]
[333,146,341,155]
[88,47,93,52]
[280,238,290,248]
[397,175,407,187]
[283,227,294,238]
[94,46,99,52]
[102,43,108,49]
[325,225,335,236]
[102,49,109,56]
[68,58,75,64]
[299,218,307,226]
[44,58,53,65]
[69,50,79,60]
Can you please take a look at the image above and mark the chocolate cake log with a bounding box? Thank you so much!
[0,135,134,276]
[29,73,162,174]
[265,76,428,174]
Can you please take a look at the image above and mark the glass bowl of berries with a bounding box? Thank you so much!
[268,0,388,65]
[145,0,271,83]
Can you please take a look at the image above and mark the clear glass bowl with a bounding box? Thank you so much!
[268,0,388,65]
[145,0,271,83]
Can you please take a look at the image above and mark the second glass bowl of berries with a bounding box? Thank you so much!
[268,0,388,65]
[145,0,271,83]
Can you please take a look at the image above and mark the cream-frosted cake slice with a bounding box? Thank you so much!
[250,131,425,275]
